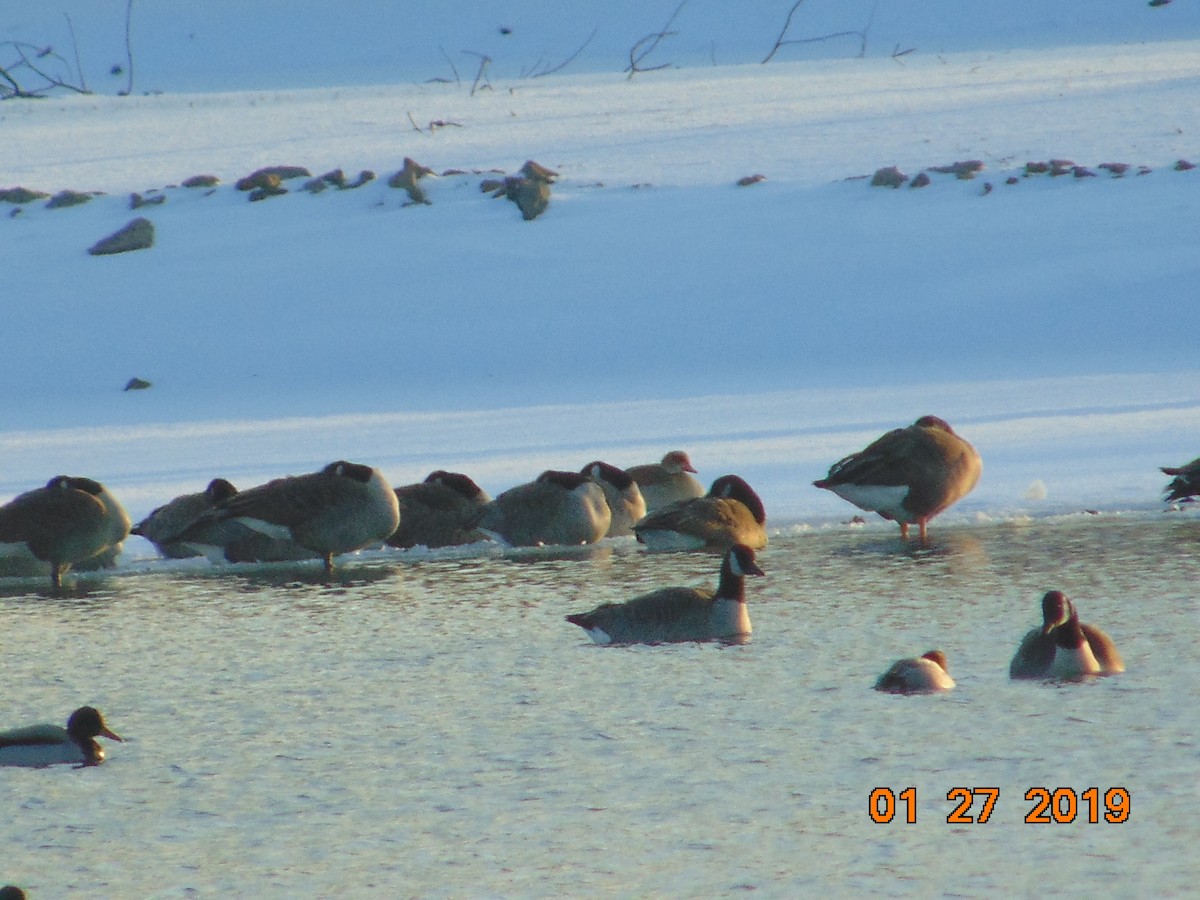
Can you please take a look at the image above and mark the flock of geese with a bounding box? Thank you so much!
[1,415,1194,768]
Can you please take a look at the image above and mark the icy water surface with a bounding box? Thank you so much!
[1,515,1197,896]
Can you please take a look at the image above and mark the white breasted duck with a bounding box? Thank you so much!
[387,470,491,549]
[1161,456,1200,504]
[1010,590,1124,680]
[474,470,611,547]
[875,650,956,694]
[566,543,764,644]
[0,476,131,587]
[133,478,239,559]
[580,461,647,538]
[179,461,399,571]
[814,415,982,541]
[633,474,767,552]
[626,450,705,513]
[0,706,123,768]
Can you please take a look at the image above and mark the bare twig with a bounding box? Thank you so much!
[438,46,460,84]
[463,51,492,95]
[524,27,597,78]
[407,111,423,132]
[8,43,91,95]
[762,0,876,63]
[626,0,689,79]
[119,0,134,95]
[63,13,88,93]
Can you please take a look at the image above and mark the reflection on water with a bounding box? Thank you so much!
[0,515,1197,895]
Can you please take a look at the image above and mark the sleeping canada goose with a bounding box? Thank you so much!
[580,461,646,537]
[0,476,131,587]
[633,473,767,552]
[132,478,239,559]
[180,461,399,571]
[474,470,610,547]
[387,470,491,549]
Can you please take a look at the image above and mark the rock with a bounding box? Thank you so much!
[182,174,220,188]
[320,168,348,188]
[910,172,932,188]
[389,158,435,205]
[130,191,166,209]
[488,160,558,220]
[1024,161,1050,175]
[0,186,50,204]
[929,160,984,179]
[1072,166,1096,178]
[88,217,155,255]
[870,165,908,188]
[344,170,375,189]
[124,377,152,391]
[1099,162,1130,177]
[736,173,766,187]
[1176,159,1196,171]
[248,183,287,201]
[236,166,310,191]
[46,190,95,209]
[300,178,328,194]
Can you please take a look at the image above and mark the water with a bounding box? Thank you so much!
[1,515,1197,896]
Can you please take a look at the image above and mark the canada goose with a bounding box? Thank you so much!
[180,461,399,571]
[580,461,646,537]
[1010,590,1124,680]
[633,474,767,552]
[814,415,982,540]
[0,706,123,768]
[132,478,239,559]
[0,476,131,587]
[626,450,705,513]
[566,543,764,644]
[474,470,610,547]
[1161,456,1200,503]
[387,470,491,549]
[875,650,956,694]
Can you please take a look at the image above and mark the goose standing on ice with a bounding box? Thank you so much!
[814,415,982,541]
[0,476,131,587]
[179,461,399,571]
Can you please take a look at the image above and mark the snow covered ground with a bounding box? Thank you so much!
[2,0,1198,544]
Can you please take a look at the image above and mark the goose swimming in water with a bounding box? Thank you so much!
[0,706,123,768]
[875,650,956,694]
[1010,590,1124,680]
[566,543,764,644]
